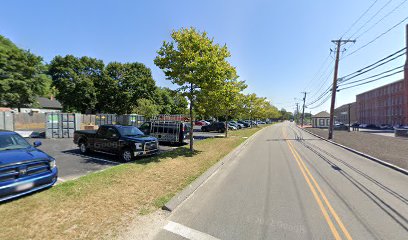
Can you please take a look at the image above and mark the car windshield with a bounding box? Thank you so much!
[0,134,31,151]
[117,126,144,136]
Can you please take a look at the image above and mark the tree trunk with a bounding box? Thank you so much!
[189,83,194,153]
[225,115,228,138]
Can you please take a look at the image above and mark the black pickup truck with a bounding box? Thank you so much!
[73,125,159,162]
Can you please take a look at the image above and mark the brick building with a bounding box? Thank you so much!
[334,102,357,124]
[356,24,408,126]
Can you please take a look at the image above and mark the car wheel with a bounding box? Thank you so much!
[79,142,89,154]
[121,149,133,162]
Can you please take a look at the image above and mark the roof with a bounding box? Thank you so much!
[312,111,330,118]
[0,107,12,112]
[36,97,62,109]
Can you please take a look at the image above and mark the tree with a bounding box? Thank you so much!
[134,98,159,119]
[154,27,236,152]
[153,87,189,115]
[0,35,51,111]
[96,62,157,114]
[197,77,245,137]
[48,55,103,113]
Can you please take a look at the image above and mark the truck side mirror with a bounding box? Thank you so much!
[33,141,42,147]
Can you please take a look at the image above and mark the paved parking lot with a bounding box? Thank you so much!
[24,128,223,183]
[28,138,178,182]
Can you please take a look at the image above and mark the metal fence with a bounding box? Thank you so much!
[0,112,14,131]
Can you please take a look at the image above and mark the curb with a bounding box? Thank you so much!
[162,126,268,211]
[299,126,408,175]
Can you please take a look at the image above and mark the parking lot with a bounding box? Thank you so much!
[25,127,224,183]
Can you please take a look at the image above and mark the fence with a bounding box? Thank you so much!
[0,112,14,131]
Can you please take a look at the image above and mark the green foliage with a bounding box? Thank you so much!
[154,27,236,150]
[48,55,103,113]
[96,62,157,114]
[280,108,294,120]
[0,35,51,110]
[154,87,188,114]
[134,98,159,119]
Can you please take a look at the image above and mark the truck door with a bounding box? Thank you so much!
[104,127,120,153]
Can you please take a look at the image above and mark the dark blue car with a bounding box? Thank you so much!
[0,130,58,202]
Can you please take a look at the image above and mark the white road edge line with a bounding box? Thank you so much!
[163,221,220,240]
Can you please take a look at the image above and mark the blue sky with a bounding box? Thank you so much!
[1,0,407,114]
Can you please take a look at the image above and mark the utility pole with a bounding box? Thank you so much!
[348,103,351,132]
[296,102,299,124]
[328,39,356,139]
[301,92,308,127]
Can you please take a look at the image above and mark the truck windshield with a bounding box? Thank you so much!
[0,134,31,151]
[117,126,144,136]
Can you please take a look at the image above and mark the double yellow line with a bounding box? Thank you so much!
[282,127,352,240]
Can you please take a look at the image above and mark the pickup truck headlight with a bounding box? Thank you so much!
[49,159,56,169]
[135,143,143,150]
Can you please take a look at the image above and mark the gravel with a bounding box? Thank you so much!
[305,128,408,171]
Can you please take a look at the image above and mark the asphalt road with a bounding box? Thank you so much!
[154,122,408,240]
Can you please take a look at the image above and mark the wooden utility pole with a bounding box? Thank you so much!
[301,92,308,127]
[348,103,351,132]
[328,39,356,139]
[295,102,299,123]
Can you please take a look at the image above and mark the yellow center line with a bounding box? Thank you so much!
[282,126,352,240]
[287,139,353,240]
[283,128,342,240]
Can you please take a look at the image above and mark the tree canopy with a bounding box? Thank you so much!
[154,27,237,151]
[0,35,51,111]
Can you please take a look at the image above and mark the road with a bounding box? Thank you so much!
[154,122,408,240]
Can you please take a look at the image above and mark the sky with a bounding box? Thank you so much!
[1,0,407,114]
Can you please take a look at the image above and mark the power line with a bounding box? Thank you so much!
[348,0,394,39]
[340,0,379,39]
[338,69,404,91]
[339,65,404,87]
[340,47,406,81]
[308,94,332,109]
[307,67,334,101]
[303,54,331,91]
[346,15,408,57]
[355,0,408,39]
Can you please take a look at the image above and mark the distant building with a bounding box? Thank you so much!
[334,102,357,124]
[355,24,408,126]
[356,80,406,125]
[8,97,63,113]
[312,111,331,128]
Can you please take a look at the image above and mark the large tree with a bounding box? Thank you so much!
[48,55,103,113]
[154,87,188,115]
[154,27,236,152]
[0,35,51,111]
[96,62,157,114]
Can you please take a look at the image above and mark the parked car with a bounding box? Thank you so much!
[194,120,209,126]
[238,121,250,128]
[229,121,243,129]
[228,123,237,130]
[201,122,226,133]
[74,125,159,162]
[366,124,379,129]
[359,124,368,128]
[379,124,392,130]
[139,121,191,145]
[334,123,348,131]
[0,130,58,202]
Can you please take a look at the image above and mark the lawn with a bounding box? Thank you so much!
[0,125,269,240]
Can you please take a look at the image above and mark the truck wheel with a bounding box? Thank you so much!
[121,149,133,162]
[79,141,89,154]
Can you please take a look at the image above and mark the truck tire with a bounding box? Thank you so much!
[79,141,90,154]
[121,148,134,162]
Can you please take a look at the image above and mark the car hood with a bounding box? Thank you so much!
[122,135,157,143]
[0,147,51,166]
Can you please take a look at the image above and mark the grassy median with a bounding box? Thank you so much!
[0,125,269,240]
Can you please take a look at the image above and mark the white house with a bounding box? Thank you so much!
[312,111,331,128]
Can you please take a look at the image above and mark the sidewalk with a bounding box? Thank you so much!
[305,128,408,171]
